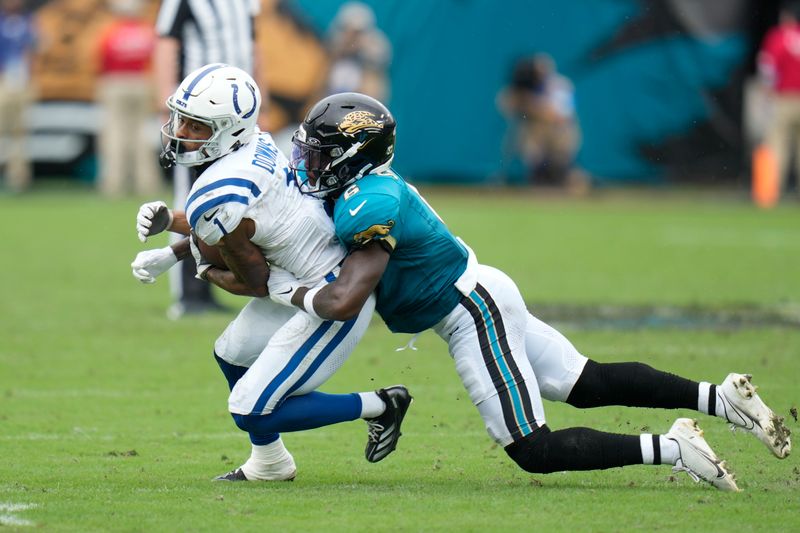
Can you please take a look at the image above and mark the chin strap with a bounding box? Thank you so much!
[159,140,177,169]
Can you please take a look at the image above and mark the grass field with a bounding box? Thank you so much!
[1,185,799,531]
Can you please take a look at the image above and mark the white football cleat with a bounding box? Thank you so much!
[718,373,791,459]
[215,451,297,482]
[666,418,739,492]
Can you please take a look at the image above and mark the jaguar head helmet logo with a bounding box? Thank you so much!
[339,111,384,136]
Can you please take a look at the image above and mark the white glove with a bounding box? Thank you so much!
[190,235,213,280]
[268,267,302,307]
[136,201,174,243]
[131,246,178,284]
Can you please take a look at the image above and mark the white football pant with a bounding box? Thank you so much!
[434,264,588,446]
[215,294,376,415]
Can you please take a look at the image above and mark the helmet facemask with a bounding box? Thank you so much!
[290,129,360,197]
[290,125,393,197]
[160,107,233,167]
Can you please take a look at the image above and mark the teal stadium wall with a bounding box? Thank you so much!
[296,0,750,184]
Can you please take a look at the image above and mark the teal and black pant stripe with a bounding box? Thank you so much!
[461,284,538,440]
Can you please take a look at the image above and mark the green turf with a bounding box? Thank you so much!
[1,187,798,531]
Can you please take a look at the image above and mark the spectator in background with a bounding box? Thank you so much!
[758,0,800,196]
[325,1,391,102]
[96,0,159,198]
[154,0,264,319]
[0,0,36,193]
[497,54,585,190]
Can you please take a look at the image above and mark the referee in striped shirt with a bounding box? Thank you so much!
[154,0,265,319]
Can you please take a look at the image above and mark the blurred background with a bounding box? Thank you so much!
[1,0,795,198]
[2,5,799,527]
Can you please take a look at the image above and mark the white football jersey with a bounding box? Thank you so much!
[185,132,345,286]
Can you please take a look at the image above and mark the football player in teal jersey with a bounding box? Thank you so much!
[276,92,791,491]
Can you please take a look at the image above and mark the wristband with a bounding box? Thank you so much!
[303,286,323,319]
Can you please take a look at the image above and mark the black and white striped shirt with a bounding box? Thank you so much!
[155,0,260,77]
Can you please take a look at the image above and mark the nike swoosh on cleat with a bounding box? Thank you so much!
[726,401,758,430]
[710,461,726,478]
[349,200,367,216]
[719,394,756,430]
[694,448,726,478]
[204,208,220,222]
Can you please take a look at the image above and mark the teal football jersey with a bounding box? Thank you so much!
[333,170,468,333]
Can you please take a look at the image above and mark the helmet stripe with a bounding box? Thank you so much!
[182,63,226,101]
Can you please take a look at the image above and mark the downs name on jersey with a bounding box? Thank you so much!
[184,132,344,287]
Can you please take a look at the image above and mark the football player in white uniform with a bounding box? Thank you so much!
[131,64,412,482]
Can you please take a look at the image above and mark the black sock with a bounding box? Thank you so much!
[505,425,643,473]
[567,360,698,410]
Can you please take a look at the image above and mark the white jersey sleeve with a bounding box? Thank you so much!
[186,175,265,246]
[192,199,249,245]
[183,132,345,284]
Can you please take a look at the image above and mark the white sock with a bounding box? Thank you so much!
[639,434,680,465]
[697,382,712,414]
[659,436,680,465]
[358,391,386,419]
[241,438,294,480]
[697,381,728,419]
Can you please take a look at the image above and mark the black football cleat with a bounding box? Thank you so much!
[365,385,413,463]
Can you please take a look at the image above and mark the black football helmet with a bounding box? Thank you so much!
[291,92,396,197]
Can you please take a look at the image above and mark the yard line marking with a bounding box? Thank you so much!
[0,502,37,527]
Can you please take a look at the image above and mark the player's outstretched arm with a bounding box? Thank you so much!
[293,240,389,321]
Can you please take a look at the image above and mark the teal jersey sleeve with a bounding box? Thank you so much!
[333,174,403,251]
